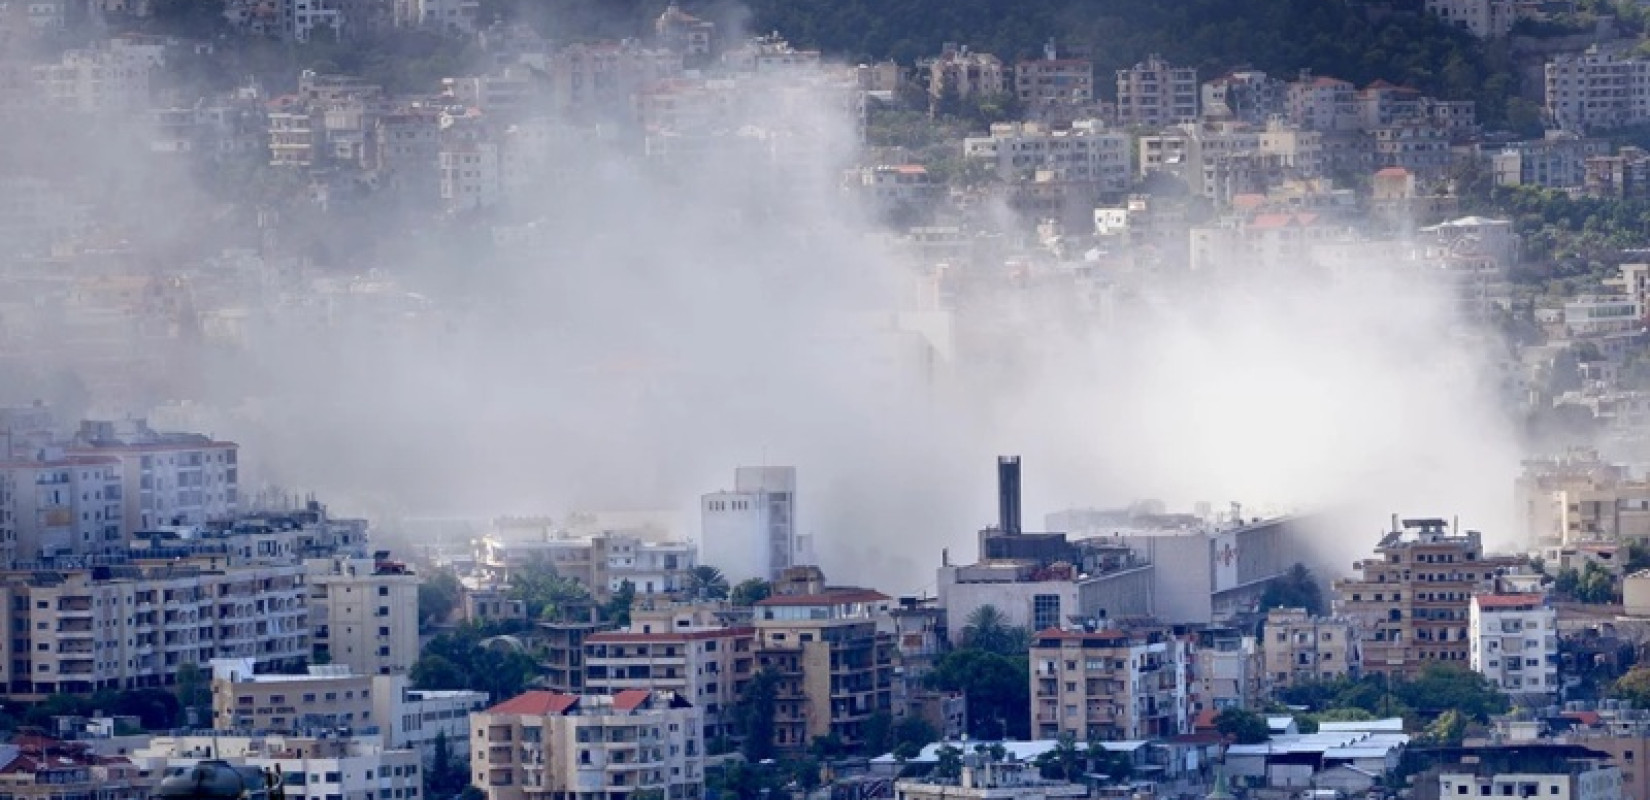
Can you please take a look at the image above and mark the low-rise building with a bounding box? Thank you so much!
[210,657,489,757]
[0,734,152,800]
[471,689,703,800]
[135,733,422,800]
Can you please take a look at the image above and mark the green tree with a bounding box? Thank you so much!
[175,662,211,725]
[1033,733,1084,781]
[735,669,780,762]
[509,563,592,622]
[419,568,464,628]
[1424,709,1468,746]
[730,578,772,607]
[1214,708,1272,744]
[934,745,964,781]
[862,710,895,757]
[1260,563,1325,615]
[928,648,1030,739]
[961,605,1031,655]
[411,628,540,700]
[893,715,938,759]
[603,580,636,626]
[1613,666,1650,707]
[683,565,731,601]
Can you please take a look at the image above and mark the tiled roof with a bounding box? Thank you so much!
[486,690,579,716]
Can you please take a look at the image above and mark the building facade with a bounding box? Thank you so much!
[470,689,703,800]
[1468,593,1558,698]
[1116,55,1198,127]
[1332,518,1505,680]
[1263,607,1360,691]
[583,626,754,741]
[307,555,420,676]
[1030,627,1192,741]
[700,466,797,582]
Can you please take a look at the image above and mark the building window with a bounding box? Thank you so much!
[1033,594,1061,631]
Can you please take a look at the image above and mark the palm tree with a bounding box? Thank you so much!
[963,605,1029,655]
[684,565,730,601]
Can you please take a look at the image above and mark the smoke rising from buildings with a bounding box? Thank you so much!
[1,14,1528,591]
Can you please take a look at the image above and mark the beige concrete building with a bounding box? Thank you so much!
[1332,518,1510,680]
[471,689,703,800]
[1263,607,1360,691]
[0,560,308,697]
[1014,54,1093,118]
[1030,626,1192,741]
[210,657,488,756]
[583,625,754,741]
[925,46,1006,104]
[753,568,894,752]
[307,555,419,676]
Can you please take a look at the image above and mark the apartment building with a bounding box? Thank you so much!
[925,45,1006,104]
[1371,121,1453,177]
[31,46,154,113]
[1014,50,1094,118]
[471,689,703,800]
[0,735,151,800]
[1287,75,1360,132]
[0,450,123,565]
[1191,628,1262,714]
[1116,55,1198,127]
[1030,626,1192,741]
[1203,70,1286,125]
[1547,47,1650,132]
[0,560,308,697]
[583,626,754,741]
[1491,132,1611,189]
[135,733,422,800]
[1332,518,1508,680]
[477,532,698,601]
[1469,594,1558,698]
[962,120,1131,191]
[753,568,895,752]
[210,657,488,755]
[1439,755,1621,800]
[1262,607,1360,691]
[68,418,239,535]
[1425,0,1517,38]
[1586,147,1650,198]
[1516,449,1650,545]
[306,555,419,676]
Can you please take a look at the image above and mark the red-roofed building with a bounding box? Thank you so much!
[470,688,702,800]
[0,736,151,800]
[585,625,754,740]
[754,567,895,753]
[1469,593,1557,699]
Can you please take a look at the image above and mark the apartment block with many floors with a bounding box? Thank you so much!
[1332,518,1513,680]
[583,625,754,742]
[471,689,703,800]
[306,554,420,676]
[1469,593,1558,699]
[1030,626,1191,741]
[0,559,308,697]
[1116,54,1199,127]
[753,567,894,752]
[68,418,239,536]
[1546,46,1650,133]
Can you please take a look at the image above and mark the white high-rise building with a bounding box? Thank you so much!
[700,467,797,582]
